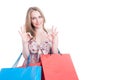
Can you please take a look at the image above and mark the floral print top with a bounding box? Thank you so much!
[28,38,52,63]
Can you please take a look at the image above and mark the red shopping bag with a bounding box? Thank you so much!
[40,54,79,80]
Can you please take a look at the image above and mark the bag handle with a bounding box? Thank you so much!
[12,53,30,68]
[12,48,61,68]
[12,53,22,68]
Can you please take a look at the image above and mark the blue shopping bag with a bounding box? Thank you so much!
[0,66,41,80]
[0,53,42,80]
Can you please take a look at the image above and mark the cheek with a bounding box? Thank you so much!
[31,20,36,25]
[39,18,44,24]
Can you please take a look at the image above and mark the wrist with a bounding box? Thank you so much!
[22,40,28,44]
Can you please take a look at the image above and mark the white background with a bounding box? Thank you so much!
[0,0,120,80]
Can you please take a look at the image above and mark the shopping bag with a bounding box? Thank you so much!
[0,53,42,80]
[0,66,41,80]
[40,54,79,80]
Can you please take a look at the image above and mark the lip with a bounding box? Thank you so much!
[35,23,39,25]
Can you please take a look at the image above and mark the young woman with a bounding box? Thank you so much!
[19,6,59,66]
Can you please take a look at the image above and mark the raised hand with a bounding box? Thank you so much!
[47,26,58,43]
[47,26,58,53]
[19,26,33,43]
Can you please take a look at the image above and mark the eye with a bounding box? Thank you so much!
[38,16,42,18]
[32,17,36,20]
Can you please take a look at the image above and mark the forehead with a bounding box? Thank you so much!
[31,11,41,17]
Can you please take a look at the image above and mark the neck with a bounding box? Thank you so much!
[35,27,46,37]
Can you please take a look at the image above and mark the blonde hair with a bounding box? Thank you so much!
[25,7,47,37]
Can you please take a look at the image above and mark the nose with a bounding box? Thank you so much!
[36,18,39,23]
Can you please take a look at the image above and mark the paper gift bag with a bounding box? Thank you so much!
[40,54,79,80]
[0,66,41,80]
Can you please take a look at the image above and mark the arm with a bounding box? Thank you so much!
[22,41,29,59]
[52,35,58,53]
[19,26,32,59]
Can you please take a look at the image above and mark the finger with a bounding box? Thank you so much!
[18,30,22,37]
[20,27,24,34]
[53,27,57,33]
[47,34,51,41]
[53,27,58,35]
[52,26,57,33]
[19,27,24,37]
[55,32,58,36]
[20,27,23,33]
[21,26,26,33]
[27,32,33,38]
[52,26,55,33]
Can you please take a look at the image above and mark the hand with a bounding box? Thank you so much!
[19,26,33,43]
[47,26,58,43]
[47,26,58,53]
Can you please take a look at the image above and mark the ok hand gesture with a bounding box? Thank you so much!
[47,26,58,43]
[19,26,33,43]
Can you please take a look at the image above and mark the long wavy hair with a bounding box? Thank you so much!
[25,7,47,37]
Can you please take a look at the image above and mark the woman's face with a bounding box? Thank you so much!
[31,11,44,28]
